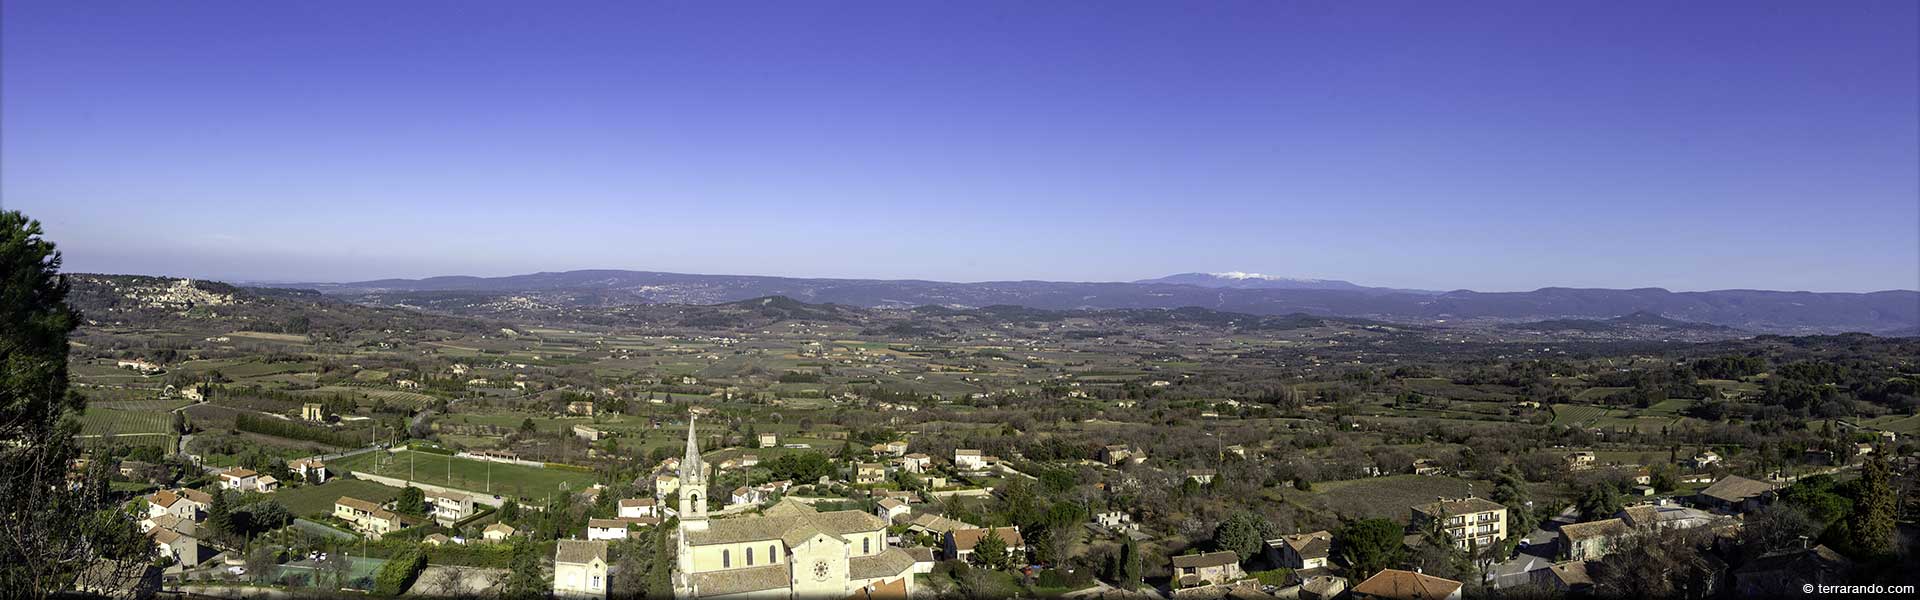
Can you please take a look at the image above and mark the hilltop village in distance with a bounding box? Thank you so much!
[52,271,1919,599]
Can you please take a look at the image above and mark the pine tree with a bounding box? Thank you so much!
[2,211,153,597]
[1117,538,1142,590]
[1848,453,1896,556]
[972,527,1010,570]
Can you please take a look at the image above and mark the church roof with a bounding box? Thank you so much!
[684,503,888,547]
[690,563,790,596]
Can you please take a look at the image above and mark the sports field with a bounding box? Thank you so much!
[329,449,596,501]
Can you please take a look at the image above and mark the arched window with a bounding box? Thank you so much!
[747,547,755,566]
[722,549,730,568]
[770,544,779,562]
[863,537,871,554]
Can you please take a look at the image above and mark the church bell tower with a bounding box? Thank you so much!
[678,416,709,530]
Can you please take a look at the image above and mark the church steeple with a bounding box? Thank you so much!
[678,416,708,528]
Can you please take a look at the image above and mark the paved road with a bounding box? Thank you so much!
[1488,507,1578,589]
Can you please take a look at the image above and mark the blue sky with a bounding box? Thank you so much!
[4,1,1915,292]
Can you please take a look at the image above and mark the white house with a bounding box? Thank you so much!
[586,519,631,541]
[953,449,986,471]
[427,490,476,526]
[554,539,610,598]
[900,453,932,473]
[216,468,258,492]
[145,489,212,522]
[876,498,911,523]
[483,523,516,542]
[290,459,330,484]
[617,498,659,519]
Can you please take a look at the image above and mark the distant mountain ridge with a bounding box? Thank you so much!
[252,269,1920,335]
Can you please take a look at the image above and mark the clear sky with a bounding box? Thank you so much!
[4,1,1916,292]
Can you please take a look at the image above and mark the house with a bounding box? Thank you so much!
[1732,544,1853,597]
[1185,469,1216,485]
[554,539,610,598]
[899,453,931,473]
[1170,551,1244,587]
[953,449,986,471]
[1411,458,1446,476]
[1299,575,1348,600]
[216,468,258,492]
[654,472,681,498]
[1618,504,1718,531]
[1224,444,1247,459]
[483,523,516,542]
[853,463,887,485]
[334,496,406,539]
[423,533,457,546]
[301,403,327,422]
[1697,475,1779,514]
[1689,450,1722,469]
[254,476,280,493]
[906,513,977,537]
[1566,451,1597,470]
[876,498,911,523]
[1266,530,1333,571]
[149,525,203,569]
[290,458,329,484]
[618,498,659,519]
[145,489,212,522]
[1558,518,1629,561]
[759,432,779,448]
[1350,569,1463,600]
[1409,497,1508,550]
[945,527,1025,562]
[902,547,937,575]
[573,424,608,441]
[73,559,162,599]
[870,440,908,456]
[567,401,596,416]
[139,513,197,537]
[396,379,422,390]
[1530,561,1594,594]
[587,518,632,541]
[729,486,766,507]
[427,490,476,526]
[1100,445,1144,466]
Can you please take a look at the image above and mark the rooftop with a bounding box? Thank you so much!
[1350,569,1463,600]
[555,539,608,565]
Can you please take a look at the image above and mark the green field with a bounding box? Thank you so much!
[330,449,597,501]
[77,407,172,436]
[1550,404,1609,426]
[89,398,193,412]
[1855,413,1920,435]
[276,478,406,517]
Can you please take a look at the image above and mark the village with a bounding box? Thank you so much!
[27,275,1909,600]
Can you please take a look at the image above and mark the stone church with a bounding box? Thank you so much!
[672,419,917,599]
